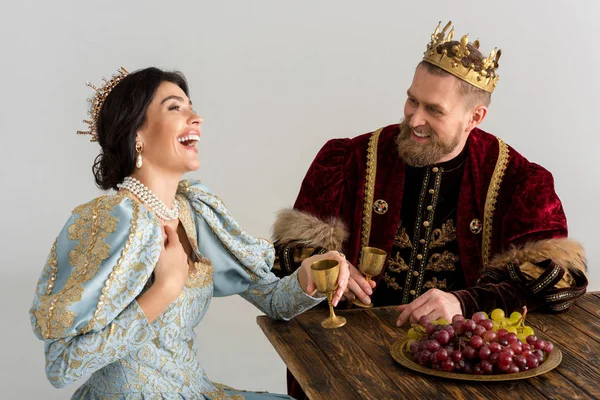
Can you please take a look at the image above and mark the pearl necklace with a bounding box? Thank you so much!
[117,177,179,221]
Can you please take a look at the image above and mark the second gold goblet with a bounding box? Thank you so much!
[351,246,387,308]
[310,259,346,329]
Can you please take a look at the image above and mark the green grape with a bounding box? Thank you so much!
[506,326,518,334]
[495,318,509,330]
[521,326,535,337]
[407,328,421,340]
[405,338,417,351]
[414,324,426,334]
[517,325,534,343]
[509,312,522,324]
[436,318,450,325]
[492,321,500,331]
[491,308,505,322]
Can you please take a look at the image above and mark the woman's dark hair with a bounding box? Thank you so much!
[92,67,189,190]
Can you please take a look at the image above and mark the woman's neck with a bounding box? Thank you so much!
[129,167,181,208]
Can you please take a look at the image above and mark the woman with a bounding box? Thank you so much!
[30,67,349,399]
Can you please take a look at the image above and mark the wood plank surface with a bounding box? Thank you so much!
[256,317,363,400]
[256,292,600,400]
[294,310,406,400]
[574,294,600,320]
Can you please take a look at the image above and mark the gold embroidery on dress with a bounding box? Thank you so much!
[121,358,151,389]
[424,277,448,290]
[180,184,266,283]
[394,223,412,249]
[430,219,457,248]
[425,251,459,272]
[383,273,403,291]
[387,253,409,273]
[86,199,140,331]
[204,391,244,400]
[206,383,245,400]
[186,260,214,288]
[177,194,199,253]
[177,194,215,289]
[46,240,58,295]
[34,195,122,339]
[31,240,60,336]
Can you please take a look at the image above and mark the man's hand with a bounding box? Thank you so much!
[342,262,376,305]
[396,289,462,327]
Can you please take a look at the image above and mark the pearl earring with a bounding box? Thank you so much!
[135,141,144,168]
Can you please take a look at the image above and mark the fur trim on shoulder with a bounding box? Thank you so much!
[489,238,587,275]
[271,209,348,251]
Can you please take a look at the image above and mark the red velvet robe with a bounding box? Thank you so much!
[278,124,586,315]
[275,124,587,400]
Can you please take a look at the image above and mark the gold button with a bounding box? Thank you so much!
[432,167,439,173]
[423,221,430,227]
[410,290,416,295]
[413,271,419,277]
[427,206,433,211]
[419,239,426,244]
[428,189,435,194]
[417,254,423,260]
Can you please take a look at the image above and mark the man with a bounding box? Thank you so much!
[272,21,587,397]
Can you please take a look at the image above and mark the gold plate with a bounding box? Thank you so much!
[390,339,562,381]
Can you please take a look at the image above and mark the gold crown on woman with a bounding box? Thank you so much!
[77,67,129,142]
[423,21,501,93]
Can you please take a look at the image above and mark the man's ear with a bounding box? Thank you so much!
[466,104,487,132]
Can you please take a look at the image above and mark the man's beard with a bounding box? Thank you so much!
[396,117,461,167]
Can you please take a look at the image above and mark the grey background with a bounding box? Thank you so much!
[0,1,597,398]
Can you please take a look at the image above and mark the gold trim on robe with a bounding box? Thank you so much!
[360,128,383,252]
[482,137,509,267]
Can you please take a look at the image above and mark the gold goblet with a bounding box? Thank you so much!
[310,259,346,329]
[351,247,387,308]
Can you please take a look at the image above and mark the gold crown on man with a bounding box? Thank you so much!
[423,21,501,93]
[77,67,129,142]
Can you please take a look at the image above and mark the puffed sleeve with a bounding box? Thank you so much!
[29,195,163,387]
[179,180,324,320]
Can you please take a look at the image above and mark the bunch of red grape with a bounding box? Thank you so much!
[407,311,555,374]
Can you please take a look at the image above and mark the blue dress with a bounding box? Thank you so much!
[30,180,322,399]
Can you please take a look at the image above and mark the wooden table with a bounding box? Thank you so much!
[257,292,600,400]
